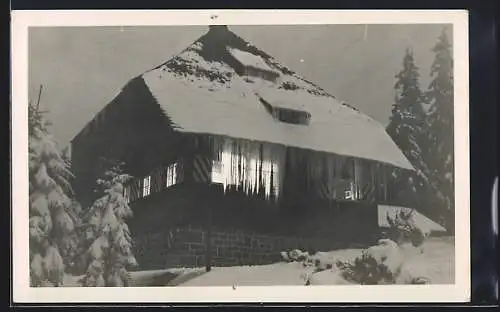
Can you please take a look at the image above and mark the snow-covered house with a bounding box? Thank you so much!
[70,25,416,270]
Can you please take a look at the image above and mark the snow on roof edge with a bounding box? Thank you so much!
[170,127,414,170]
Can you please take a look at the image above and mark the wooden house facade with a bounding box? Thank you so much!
[70,26,417,270]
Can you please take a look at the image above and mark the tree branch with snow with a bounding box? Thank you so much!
[80,161,137,287]
[29,99,81,287]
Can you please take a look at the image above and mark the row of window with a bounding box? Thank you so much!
[122,154,388,204]
[209,150,369,202]
[142,162,179,197]
[123,161,181,203]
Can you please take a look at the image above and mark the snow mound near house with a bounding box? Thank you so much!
[58,238,453,287]
[179,237,454,286]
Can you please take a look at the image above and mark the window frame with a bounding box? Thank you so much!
[211,149,280,197]
[165,162,178,188]
[142,175,151,197]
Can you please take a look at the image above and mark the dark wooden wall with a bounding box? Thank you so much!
[70,76,188,208]
[129,181,379,269]
[128,181,379,245]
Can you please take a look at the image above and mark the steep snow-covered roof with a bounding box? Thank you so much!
[104,26,412,170]
[139,26,413,170]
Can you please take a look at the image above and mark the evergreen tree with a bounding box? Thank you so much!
[29,99,80,286]
[425,28,454,230]
[61,146,71,167]
[386,48,430,207]
[80,161,137,287]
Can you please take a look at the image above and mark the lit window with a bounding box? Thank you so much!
[165,163,178,188]
[344,181,356,200]
[211,160,225,184]
[317,160,360,202]
[143,176,151,197]
[211,149,280,198]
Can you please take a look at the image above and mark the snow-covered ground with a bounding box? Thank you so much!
[62,267,205,287]
[61,236,454,287]
[180,236,455,286]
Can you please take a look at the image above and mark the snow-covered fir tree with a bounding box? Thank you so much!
[80,161,137,287]
[425,28,455,231]
[29,99,80,286]
[386,48,431,208]
[61,146,71,167]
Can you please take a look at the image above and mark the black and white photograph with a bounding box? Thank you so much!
[12,10,470,303]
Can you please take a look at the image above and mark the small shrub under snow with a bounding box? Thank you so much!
[384,208,426,247]
[281,209,431,285]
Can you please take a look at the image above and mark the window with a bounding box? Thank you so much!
[344,181,356,200]
[320,179,356,201]
[211,148,280,198]
[247,157,280,197]
[274,108,311,125]
[211,159,225,184]
[123,161,183,203]
[316,158,363,202]
[165,163,178,188]
[142,176,151,197]
[258,97,311,125]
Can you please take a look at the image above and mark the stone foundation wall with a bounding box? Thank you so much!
[129,184,380,270]
[134,225,372,270]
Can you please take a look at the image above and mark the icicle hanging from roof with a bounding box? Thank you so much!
[206,135,390,203]
[208,135,284,201]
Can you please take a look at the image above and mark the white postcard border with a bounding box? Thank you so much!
[11,9,470,303]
